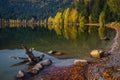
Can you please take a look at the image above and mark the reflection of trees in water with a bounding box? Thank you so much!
[48,24,90,40]
[63,25,77,39]
[47,24,110,40]
[53,24,63,35]
[48,24,78,39]
[0,21,110,41]
[98,26,105,39]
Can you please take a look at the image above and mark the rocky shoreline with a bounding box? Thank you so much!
[29,25,120,80]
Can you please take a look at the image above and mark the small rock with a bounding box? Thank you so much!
[32,67,40,71]
[16,70,24,78]
[55,52,63,55]
[29,48,34,52]
[40,59,52,66]
[48,50,63,55]
[74,59,88,66]
[48,50,57,54]
[100,37,110,41]
[39,54,45,59]
[29,63,43,74]
[34,63,43,69]
[30,69,38,74]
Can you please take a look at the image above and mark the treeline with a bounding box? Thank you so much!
[76,0,120,22]
[47,0,120,26]
[48,8,85,27]
[0,0,72,19]
[1,0,120,28]
[0,19,47,28]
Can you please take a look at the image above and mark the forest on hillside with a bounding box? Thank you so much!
[0,0,120,26]
[49,0,120,25]
[0,0,72,19]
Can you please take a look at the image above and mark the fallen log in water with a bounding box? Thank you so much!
[11,56,29,61]
[15,54,52,79]
[11,54,45,63]
[15,45,54,79]
[16,58,52,79]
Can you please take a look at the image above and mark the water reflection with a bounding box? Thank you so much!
[0,20,112,40]
[0,23,116,80]
[0,24,115,59]
[98,27,106,39]
[47,24,110,40]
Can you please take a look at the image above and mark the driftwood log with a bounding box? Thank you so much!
[21,44,45,63]
[16,59,53,78]
[16,45,53,79]
[11,54,45,65]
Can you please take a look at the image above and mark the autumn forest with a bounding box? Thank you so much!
[0,0,120,80]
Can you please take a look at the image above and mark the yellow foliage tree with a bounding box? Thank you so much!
[99,11,105,27]
[63,25,77,39]
[63,8,70,24]
[48,16,54,24]
[69,9,78,23]
[54,12,62,24]
[53,24,62,35]
[48,16,54,29]
[78,14,85,27]
[63,24,70,39]
[88,15,92,33]
[88,15,92,23]
[69,26,77,39]
[78,14,85,33]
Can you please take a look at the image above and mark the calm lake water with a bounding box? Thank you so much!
[0,25,115,80]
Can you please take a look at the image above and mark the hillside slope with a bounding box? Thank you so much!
[0,0,72,19]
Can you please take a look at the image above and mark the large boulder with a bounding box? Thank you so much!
[73,59,88,66]
[90,50,105,58]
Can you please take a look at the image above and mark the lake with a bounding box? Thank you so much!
[0,25,115,80]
